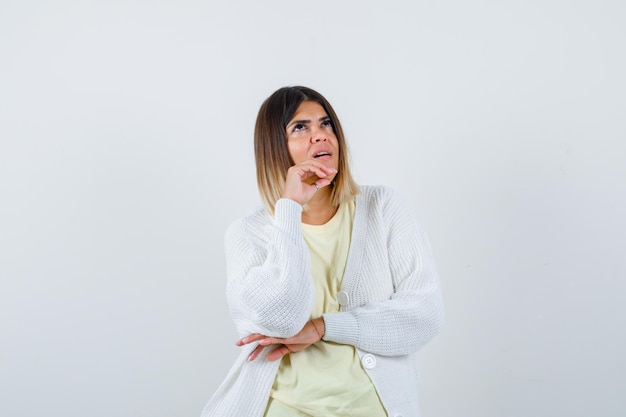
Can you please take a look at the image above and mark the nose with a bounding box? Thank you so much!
[311,126,328,143]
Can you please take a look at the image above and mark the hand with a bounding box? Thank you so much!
[236,318,326,362]
[283,161,337,206]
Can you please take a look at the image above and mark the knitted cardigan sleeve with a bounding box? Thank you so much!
[225,198,315,338]
[322,187,444,356]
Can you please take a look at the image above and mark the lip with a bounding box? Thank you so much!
[311,147,333,160]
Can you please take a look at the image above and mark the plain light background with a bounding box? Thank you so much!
[1,1,624,416]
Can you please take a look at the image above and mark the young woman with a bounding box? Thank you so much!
[201,86,444,417]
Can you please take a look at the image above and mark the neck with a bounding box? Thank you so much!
[301,189,338,225]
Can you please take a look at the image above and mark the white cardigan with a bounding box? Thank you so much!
[201,186,444,417]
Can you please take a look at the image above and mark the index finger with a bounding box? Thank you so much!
[291,160,337,176]
[235,333,267,346]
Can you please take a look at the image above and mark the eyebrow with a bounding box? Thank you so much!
[286,116,331,129]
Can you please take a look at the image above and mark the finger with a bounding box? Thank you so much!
[291,163,337,179]
[236,333,266,346]
[313,179,332,191]
[310,165,337,179]
[258,337,288,346]
[293,166,329,182]
[247,344,266,362]
[267,345,291,362]
[305,160,337,174]
[293,159,331,171]
[320,165,338,175]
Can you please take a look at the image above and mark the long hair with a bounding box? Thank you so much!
[254,86,360,213]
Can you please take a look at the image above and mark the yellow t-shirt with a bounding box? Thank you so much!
[265,200,388,417]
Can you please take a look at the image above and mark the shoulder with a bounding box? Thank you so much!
[225,206,271,243]
[357,185,420,231]
[226,199,304,249]
[358,185,407,212]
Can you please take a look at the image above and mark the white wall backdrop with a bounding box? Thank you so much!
[1,1,624,416]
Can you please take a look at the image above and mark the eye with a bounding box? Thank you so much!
[293,123,307,132]
[321,119,333,129]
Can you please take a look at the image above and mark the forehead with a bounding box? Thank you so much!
[290,100,327,120]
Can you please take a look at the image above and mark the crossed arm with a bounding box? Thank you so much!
[236,317,326,362]
[229,168,443,363]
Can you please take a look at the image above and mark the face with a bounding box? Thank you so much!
[285,100,339,172]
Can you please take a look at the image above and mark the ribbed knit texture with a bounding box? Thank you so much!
[201,186,444,417]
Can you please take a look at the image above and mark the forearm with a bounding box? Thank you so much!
[322,287,444,356]
[322,211,444,356]
[226,199,315,337]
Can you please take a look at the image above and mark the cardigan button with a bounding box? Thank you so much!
[337,291,349,306]
[361,353,377,369]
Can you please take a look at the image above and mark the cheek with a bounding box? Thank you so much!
[287,142,306,163]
